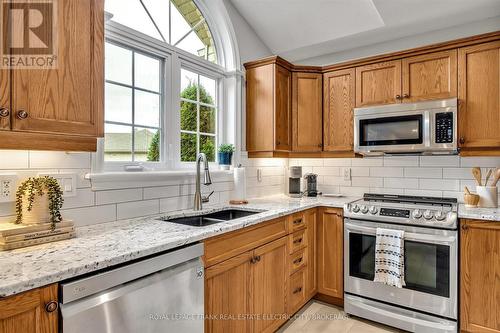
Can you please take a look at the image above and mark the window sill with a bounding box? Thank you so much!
[86,169,234,191]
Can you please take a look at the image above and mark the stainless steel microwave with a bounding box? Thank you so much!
[354,98,458,156]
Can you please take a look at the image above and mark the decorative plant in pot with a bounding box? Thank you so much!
[218,144,235,170]
[15,176,64,229]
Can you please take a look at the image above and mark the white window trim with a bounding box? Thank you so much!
[91,0,244,184]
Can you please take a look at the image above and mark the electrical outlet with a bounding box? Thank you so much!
[257,168,263,182]
[342,168,351,181]
[0,174,18,202]
[38,173,77,197]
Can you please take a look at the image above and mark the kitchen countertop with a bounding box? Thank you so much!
[0,194,498,298]
[0,195,353,297]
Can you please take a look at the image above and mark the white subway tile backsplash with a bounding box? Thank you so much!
[383,156,419,166]
[404,167,442,178]
[419,179,460,191]
[460,157,500,167]
[351,157,383,167]
[352,177,383,188]
[404,189,443,197]
[419,156,459,167]
[143,185,180,199]
[160,196,192,213]
[323,158,351,167]
[340,186,369,196]
[29,151,91,169]
[312,166,340,176]
[0,150,29,169]
[370,188,405,195]
[384,178,419,189]
[289,158,321,167]
[442,168,473,179]
[96,188,143,205]
[370,167,404,177]
[350,167,369,177]
[62,205,116,227]
[323,176,351,187]
[63,188,95,209]
[117,200,159,219]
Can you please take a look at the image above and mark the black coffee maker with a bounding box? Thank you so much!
[303,173,318,197]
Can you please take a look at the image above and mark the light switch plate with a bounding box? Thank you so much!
[38,173,77,197]
[0,174,18,202]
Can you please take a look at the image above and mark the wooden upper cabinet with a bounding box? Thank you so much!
[0,284,58,333]
[458,41,500,152]
[317,208,343,300]
[323,69,355,153]
[252,237,288,333]
[402,50,457,102]
[292,72,323,152]
[205,251,253,333]
[355,60,402,107]
[245,62,291,155]
[274,65,292,151]
[460,219,500,333]
[11,0,103,138]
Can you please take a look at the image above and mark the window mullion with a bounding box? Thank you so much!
[131,51,136,162]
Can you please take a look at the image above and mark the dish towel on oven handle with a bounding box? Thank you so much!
[374,228,406,288]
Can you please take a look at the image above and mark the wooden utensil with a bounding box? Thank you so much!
[464,186,471,195]
[484,169,493,186]
[491,168,500,187]
[472,167,482,186]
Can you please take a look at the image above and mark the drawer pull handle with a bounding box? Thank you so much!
[45,301,58,313]
[293,218,303,225]
[293,257,303,265]
[250,255,261,264]
[293,238,303,245]
[293,287,302,294]
[403,93,410,98]
[395,94,401,100]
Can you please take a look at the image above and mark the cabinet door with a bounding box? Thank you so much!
[317,208,343,299]
[304,209,317,298]
[292,72,322,152]
[323,69,355,152]
[246,64,274,152]
[0,2,10,131]
[460,220,500,333]
[274,65,291,151]
[0,284,58,333]
[11,0,103,137]
[458,41,500,151]
[205,251,253,333]
[402,50,457,102]
[355,60,402,107]
[252,237,288,333]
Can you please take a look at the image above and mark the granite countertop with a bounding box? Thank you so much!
[0,194,498,298]
[0,195,353,297]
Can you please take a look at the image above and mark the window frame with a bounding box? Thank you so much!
[99,18,226,172]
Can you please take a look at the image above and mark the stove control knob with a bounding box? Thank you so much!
[361,205,369,214]
[435,211,447,221]
[369,206,378,214]
[352,204,360,213]
[423,210,434,220]
[412,209,423,219]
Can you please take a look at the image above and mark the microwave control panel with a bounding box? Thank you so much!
[435,112,453,143]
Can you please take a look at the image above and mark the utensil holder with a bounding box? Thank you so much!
[476,186,498,208]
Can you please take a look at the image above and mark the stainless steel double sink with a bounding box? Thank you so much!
[159,208,264,227]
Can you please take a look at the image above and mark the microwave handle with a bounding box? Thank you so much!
[344,222,457,245]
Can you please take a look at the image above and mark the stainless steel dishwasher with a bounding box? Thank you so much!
[60,243,204,333]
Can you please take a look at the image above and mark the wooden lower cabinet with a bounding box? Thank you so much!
[304,209,317,299]
[0,284,58,333]
[317,207,344,301]
[460,219,500,333]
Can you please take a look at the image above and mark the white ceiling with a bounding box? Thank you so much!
[230,0,500,62]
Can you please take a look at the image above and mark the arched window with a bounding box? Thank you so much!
[100,0,239,171]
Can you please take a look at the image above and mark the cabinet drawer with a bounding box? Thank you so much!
[288,229,307,254]
[204,217,288,267]
[289,248,307,275]
[289,268,307,314]
[288,212,306,232]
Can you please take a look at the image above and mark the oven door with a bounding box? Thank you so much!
[344,218,457,319]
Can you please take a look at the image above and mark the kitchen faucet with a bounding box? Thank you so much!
[194,153,212,211]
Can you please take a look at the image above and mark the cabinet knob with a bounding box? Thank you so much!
[17,110,28,119]
[459,137,465,145]
[0,108,9,118]
[293,218,303,225]
[403,94,410,99]
[293,257,303,265]
[395,95,401,100]
[462,224,469,231]
[293,238,303,245]
[317,143,323,148]
[293,287,302,294]
[45,301,58,313]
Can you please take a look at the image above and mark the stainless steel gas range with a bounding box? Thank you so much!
[343,193,458,333]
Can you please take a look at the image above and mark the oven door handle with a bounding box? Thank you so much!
[345,222,457,245]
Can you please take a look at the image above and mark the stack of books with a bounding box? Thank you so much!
[0,221,75,251]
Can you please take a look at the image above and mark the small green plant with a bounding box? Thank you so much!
[218,144,235,153]
[15,176,64,229]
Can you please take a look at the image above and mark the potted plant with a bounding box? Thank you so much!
[15,176,64,229]
[218,144,235,170]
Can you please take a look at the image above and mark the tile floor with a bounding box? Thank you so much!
[279,301,404,333]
